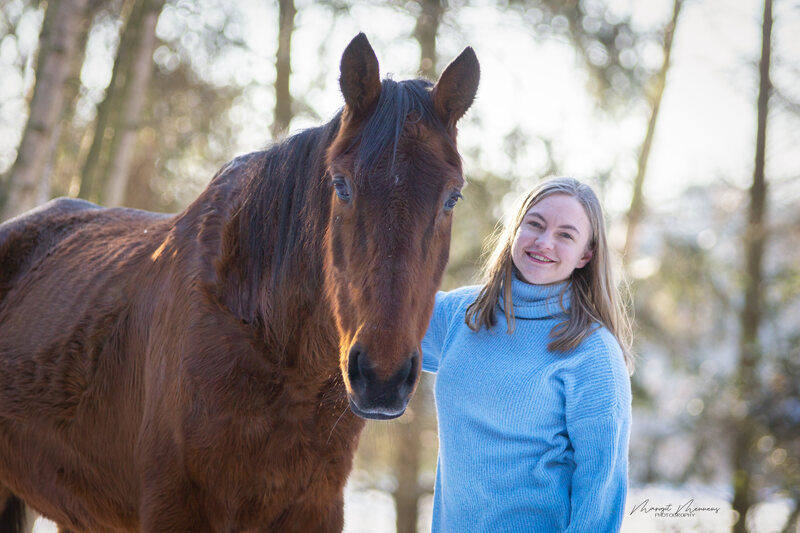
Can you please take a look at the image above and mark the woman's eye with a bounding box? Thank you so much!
[332,174,351,202]
[444,192,462,212]
[529,221,542,229]
[560,233,574,240]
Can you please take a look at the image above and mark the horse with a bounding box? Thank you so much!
[0,33,479,532]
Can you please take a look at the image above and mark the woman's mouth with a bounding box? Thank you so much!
[526,251,555,264]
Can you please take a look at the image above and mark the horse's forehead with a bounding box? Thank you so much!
[377,121,460,178]
[403,119,459,160]
[362,146,458,196]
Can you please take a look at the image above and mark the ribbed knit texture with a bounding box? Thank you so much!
[422,275,631,532]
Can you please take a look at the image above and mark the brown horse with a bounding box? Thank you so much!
[0,34,478,532]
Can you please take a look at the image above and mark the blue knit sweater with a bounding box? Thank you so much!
[421,276,631,532]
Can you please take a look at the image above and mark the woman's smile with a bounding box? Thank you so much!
[511,193,593,285]
[525,251,556,264]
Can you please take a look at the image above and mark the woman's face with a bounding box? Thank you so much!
[511,193,593,285]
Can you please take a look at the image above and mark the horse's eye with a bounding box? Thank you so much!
[332,174,352,202]
[443,192,462,212]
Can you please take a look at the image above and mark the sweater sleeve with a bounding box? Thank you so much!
[564,410,630,532]
[563,329,632,532]
[421,291,448,374]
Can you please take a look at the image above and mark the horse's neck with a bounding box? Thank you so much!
[218,127,336,361]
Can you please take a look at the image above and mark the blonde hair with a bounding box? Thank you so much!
[464,177,634,372]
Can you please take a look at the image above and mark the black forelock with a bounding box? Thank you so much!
[351,78,450,183]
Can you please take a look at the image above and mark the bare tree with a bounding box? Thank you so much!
[77,0,137,201]
[392,404,431,533]
[414,0,445,79]
[622,0,683,263]
[2,0,90,221]
[47,1,100,199]
[271,0,296,139]
[732,0,772,531]
[509,0,656,108]
[103,0,165,206]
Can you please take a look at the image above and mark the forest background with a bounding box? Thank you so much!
[0,0,798,531]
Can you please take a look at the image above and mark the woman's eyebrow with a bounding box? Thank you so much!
[528,212,581,234]
[559,224,580,234]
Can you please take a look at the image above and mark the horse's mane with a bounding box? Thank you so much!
[238,118,339,298]
[235,78,448,305]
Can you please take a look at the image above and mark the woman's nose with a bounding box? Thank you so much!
[535,232,554,249]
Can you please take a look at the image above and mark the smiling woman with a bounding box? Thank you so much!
[421,176,634,532]
[511,193,594,286]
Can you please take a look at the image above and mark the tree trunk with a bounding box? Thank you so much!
[393,381,426,533]
[271,0,296,139]
[622,0,682,263]
[414,0,445,79]
[49,5,94,198]
[732,1,771,531]
[77,0,136,202]
[2,0,89,221]
[102,0,164,206]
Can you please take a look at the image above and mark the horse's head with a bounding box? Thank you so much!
[324,34,479,420]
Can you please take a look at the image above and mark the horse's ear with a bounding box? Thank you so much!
[339,33,381,118]
[432,47,480,128]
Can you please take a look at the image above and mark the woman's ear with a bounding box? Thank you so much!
[577,248,594,268]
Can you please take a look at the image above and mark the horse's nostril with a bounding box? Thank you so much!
[396,351,420,399]
[404,352,419,385]
[347,344,369,393]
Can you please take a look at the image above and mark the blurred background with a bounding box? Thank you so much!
[1,0,798,531]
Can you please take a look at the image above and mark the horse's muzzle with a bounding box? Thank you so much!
[346,345,420,420]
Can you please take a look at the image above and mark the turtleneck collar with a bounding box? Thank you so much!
[498,272,571,319]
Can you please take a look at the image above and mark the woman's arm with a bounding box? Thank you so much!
[563,329,632,532]
[420,286,480,373]
[565,409,631,532]
[421,291,448,373]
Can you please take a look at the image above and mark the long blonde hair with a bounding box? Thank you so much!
[464,177,634,372]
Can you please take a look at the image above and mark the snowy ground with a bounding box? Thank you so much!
[30,484,793,533]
